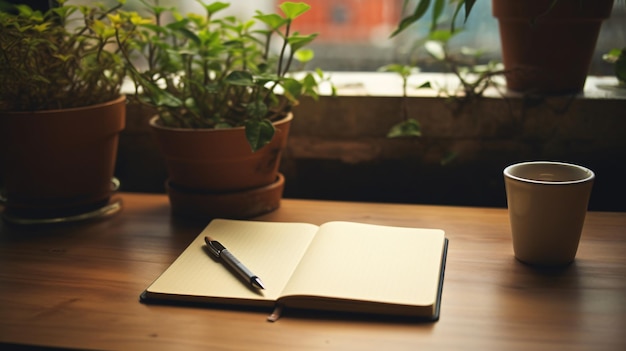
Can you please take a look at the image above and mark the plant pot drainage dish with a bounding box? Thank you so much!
[0,179,122,225]
[165,173,285,220]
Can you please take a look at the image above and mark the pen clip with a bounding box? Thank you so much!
[204,237,225,258]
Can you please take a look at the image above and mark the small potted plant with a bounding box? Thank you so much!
[116,1,326,219]
[392,0,615,94]
[0,0,135,222]
[603,47,626,87]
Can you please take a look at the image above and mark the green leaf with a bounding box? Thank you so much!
[428,29,455,43]
[255,72,280,86]
[139,23,167,35]
[451,0,477,32]
[135,74,182,108]
[15,4,36,17]
[464,0,477,22]
[246,100,269,119]
[288,33,317,51]
[91,19,115,38]
[201,2,230,17]
[301,73,319,99]
[174,27,201,45]
[425,40,445,60]
[390,0,431,38]
[440,151,458,166]
[416,81,432,89]
[165,18,189,30]
[242,19,256,31]
[51,5,75,20]
[225,71,254,86]
[378,64,413,78]
[431,0,445,32]
[315,67,326,79]
[139,0,172,17]
[245,119,275,152]
[603,48,623,63]
[294,48,315,63]
[254,13,286,29]
[387,119,422,138]
[33,22,51,32]
[281,77,304,102]
[279,2,311,20]
[52,53,73,62]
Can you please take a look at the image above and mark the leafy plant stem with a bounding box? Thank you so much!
[277,19,291,77]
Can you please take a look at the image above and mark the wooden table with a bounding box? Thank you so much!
[1,193,624,351]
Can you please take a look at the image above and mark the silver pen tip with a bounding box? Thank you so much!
[252,277,265,290]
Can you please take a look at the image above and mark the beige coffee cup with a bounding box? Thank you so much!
[503,161,594,266]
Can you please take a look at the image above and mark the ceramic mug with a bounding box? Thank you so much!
[503,161,594,266]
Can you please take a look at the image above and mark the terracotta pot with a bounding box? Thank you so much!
[150,113,292,192]
[492,0,614,94]
[149,113,292,219]
[0,96,126,219]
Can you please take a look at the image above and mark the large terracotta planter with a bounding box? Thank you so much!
[493,0,614,94]
[0,96,126,220]
[149,113,292,219]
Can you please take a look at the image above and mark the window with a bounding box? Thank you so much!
[286,0,626,76]
[27,0,625,75]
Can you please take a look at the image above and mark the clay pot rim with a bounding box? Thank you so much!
[491,0,614,20]
[149,112,293,133]
[1,95,126,115]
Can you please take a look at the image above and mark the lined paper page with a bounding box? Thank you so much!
[146,219,319,302]
[280,221,445,306]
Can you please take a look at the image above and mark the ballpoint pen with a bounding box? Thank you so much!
[204,236,265,290]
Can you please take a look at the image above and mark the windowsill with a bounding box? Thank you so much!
[318,72,626,100]
[121,72,626,100]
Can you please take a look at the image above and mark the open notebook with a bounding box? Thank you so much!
[140,219,448,321]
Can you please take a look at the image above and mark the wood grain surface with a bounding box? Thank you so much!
[1,193,624,351]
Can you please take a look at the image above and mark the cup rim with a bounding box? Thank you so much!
[503,161,595,185]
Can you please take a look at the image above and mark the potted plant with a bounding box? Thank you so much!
[116,1,325,219]
[603,47,626,86]
[392,0,615,95]
[0,0,134,222]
